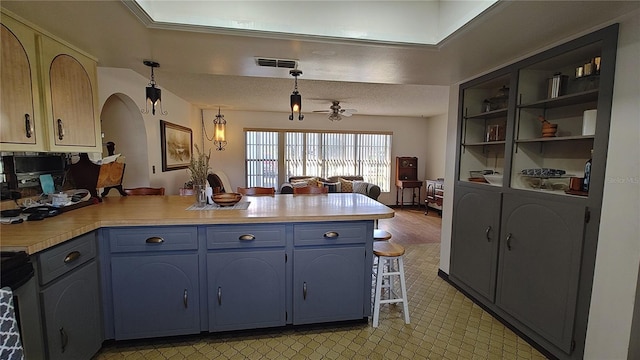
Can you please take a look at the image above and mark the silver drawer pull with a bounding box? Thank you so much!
[59,327,68,353]
[183,289,188,309]
[323,231,339,238]
[217,287,222,305]
[485,226,492,242]
[239,234,256,241]
[303,282,307,300]
[63,251,81,264]
[145,236,164,244]
[506,233,513,251]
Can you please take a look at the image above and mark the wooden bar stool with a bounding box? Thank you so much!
[372,241,410,327]
[373,229,392,241]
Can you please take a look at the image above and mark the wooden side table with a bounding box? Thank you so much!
[396,179,422,208]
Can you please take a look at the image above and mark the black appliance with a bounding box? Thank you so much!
[1,154,66,192]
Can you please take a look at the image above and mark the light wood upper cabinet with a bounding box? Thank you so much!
[0,15,44,151]
[0,10,100,153]
[40,37,99,149]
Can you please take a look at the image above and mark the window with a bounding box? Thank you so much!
[245,129,392,191]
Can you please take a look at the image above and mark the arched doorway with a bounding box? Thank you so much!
[100,93,149,193]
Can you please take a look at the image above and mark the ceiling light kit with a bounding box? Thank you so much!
[141,60,167,116]
[203,108,228,151]
[289,69,304,121]
[313,101,357,121]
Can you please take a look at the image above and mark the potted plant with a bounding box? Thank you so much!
[188,144,211,205]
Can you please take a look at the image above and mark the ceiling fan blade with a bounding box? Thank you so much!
[312,110,331,113]
[341,112,353,117]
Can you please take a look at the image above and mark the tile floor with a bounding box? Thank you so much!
[94,242,548,359]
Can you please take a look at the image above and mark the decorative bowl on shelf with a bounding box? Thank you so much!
[482,173,503,186]
[520,168,566,177]
[212,193,243,207]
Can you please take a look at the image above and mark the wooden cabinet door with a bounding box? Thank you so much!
[40,36,99,150]
[111,253,200,340]
[40,261,102,360]
[208,250,286,331]
[0,17,43,150]
[496,193,585,353]
[293,247,365,324]
[449,186,501,302]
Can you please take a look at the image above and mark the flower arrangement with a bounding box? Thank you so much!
[188,144,211,187]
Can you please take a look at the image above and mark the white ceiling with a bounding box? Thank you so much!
[2,1,637,119]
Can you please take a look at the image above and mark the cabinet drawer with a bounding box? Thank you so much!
[37,232,96,285]
[294,222,367,246]
[108,226,197,253]
[207,224,285,249]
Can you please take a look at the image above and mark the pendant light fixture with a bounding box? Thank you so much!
[141,60,167,116]
[289,69,304,121]
[203,108,228,151]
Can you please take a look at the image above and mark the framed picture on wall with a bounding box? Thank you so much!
[160,120,192,172]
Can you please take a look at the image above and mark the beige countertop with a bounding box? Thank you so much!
[0,194,394,254]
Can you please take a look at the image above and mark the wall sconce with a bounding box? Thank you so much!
[141,60,167,116]
[204,108,227,151]
[289,69,304,121]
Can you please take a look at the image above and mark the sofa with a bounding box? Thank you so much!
[280,176,381,200]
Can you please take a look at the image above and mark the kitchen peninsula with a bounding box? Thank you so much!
[1,194,394,359]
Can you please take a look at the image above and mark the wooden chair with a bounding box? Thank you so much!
[293,186,328,194]
[237,187,275,195]
[124,187,165,196]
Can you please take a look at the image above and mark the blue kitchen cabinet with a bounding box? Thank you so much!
[108,226,200,340]
[207,250,286,331]
[206,224,287,331]
[37,232,102,360]
[292,222,368,324]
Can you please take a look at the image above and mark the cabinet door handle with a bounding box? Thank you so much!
[57,119,65,140]
[323,231,339,238]
[59,327,68,353]
[145,236,164,244]
[239,234,255,241]
[183,289,188,309]
[485,226,492,242]
[217,287,222,305]
[63,251,81,264]
[25,114,33,138]
[303,282,307,300]
[506,233,513,251]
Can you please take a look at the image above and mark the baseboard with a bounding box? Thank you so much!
[437,269,558,360]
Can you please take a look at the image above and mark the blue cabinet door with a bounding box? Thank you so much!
[208,250,286,331]
[111,253,200,340]
[293,247,365,324]
[40,261,102,360]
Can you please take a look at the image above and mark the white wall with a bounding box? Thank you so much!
[97,67,200,194]
[198,109,446,206]
[439,11,640,359]
[584,11,640,359]
[424,113,448,180]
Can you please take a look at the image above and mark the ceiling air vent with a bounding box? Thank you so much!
[255,57,298,69]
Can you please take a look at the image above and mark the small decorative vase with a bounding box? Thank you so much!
[193,184,207,207]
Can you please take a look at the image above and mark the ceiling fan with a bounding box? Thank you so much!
[313,101,357,121]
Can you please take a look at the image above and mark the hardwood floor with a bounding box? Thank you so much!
[377,206,442,245]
